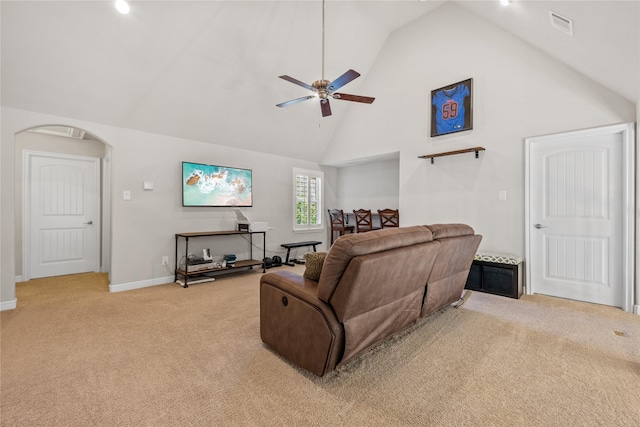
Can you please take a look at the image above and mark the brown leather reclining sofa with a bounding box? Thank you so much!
[259,224,482,376]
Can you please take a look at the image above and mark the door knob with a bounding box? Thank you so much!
[534,223,547,229]
[84,221,93,225]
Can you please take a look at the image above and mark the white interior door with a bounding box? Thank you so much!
[25,152,100,279]
[526,124,634,310]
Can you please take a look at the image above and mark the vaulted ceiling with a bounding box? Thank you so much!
[2,1,638,162]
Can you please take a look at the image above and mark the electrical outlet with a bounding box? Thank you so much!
[162,256,169,265]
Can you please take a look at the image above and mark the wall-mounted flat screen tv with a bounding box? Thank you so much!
[182,161,252,207]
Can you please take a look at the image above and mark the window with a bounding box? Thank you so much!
[293,168,323,231]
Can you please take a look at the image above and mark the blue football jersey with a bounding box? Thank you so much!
[432,84,470,134]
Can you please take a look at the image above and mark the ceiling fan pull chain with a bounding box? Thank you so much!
[321,0,325,82]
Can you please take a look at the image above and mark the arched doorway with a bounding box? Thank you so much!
[15,125,111,284]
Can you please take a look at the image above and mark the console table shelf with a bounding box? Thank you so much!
[174,230,265,288]
[419,146,485,164]
[175,259,264,276]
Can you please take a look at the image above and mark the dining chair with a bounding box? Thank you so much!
[377,209,399,229]
[328,209,354,245]
[353,209,375,233]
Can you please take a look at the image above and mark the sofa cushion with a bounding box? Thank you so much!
[325,233,441,364]
[474,252,522,265]
[329,242,439,321]
[317,226,434,304]
[303,251,328,281]
[421,233,482,317]
[425,223,474,239]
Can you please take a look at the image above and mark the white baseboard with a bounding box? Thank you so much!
[634,305,640,315]
[15,276,23,283]
[1,299,17,311]
[109,275,175,293]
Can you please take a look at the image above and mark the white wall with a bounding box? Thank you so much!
[336,157,399,213]
[1,107,334,306]
[322,2,636,259]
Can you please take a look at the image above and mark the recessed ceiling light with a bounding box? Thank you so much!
[500,0,514,6]
[115,0,130,15]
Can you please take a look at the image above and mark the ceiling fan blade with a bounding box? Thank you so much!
[332,93,375,104]
[320,99,332,117]
[278,75,315,92]
[327,69,360,92]
[276,95,316,108]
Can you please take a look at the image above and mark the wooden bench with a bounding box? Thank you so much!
[280,241,322,266]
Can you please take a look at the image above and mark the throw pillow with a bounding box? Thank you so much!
[303,251,328,281]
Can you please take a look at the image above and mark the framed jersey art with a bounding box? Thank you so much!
[430,78,473,137]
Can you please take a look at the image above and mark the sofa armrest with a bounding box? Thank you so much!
[261,270,322,303]
[260,271,344,376]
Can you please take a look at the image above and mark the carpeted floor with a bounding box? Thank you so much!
[1,267,639,426]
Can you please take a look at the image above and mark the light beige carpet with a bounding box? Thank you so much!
[1,268,639,426]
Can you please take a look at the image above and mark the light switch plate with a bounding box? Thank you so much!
[143,181,154,190]
[123,190,131,200]
[499,190,507,201]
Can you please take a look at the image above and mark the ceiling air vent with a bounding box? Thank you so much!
[549,11,573,36]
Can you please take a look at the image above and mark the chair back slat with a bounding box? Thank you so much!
[353,209,374,233]
[377,209,399,229]
[328,209,354,244]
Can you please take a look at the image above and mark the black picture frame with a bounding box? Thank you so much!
[430,78,473,137]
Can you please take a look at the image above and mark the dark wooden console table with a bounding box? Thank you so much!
[174,230,266,288]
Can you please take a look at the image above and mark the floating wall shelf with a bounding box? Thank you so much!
[419,146,485,164]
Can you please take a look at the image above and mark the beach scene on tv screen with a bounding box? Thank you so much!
[183,162,252,207]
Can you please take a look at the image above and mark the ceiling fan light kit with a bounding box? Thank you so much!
[276,0,375,117]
